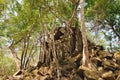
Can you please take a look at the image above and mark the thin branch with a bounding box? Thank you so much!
[105,19,120,40]
[68,0,80,25]
[110,25,120,39]
[66,0,80,34]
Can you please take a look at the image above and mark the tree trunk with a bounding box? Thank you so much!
[9,45,20,70]
[80,0,93,68]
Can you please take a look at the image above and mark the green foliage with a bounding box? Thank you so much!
[0,53,16,78]
[85,0,120,51]
[0,0,4,17]
[0,0,75,46]
[0,0,4,4]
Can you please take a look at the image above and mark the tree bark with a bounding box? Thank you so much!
[80,0,93,68]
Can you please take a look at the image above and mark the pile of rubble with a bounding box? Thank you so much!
[3,50,120,80]
[2,27,120,80]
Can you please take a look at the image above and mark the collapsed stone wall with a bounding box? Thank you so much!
[38,26,103,66]
[4,27,120,80]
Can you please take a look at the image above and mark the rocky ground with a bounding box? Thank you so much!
[3,50,120,80]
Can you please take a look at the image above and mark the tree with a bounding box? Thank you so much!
[80,0,94,69]
[0,0,75,70]
[85,0,120,51]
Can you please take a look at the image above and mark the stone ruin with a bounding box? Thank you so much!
[2,27,120,80]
